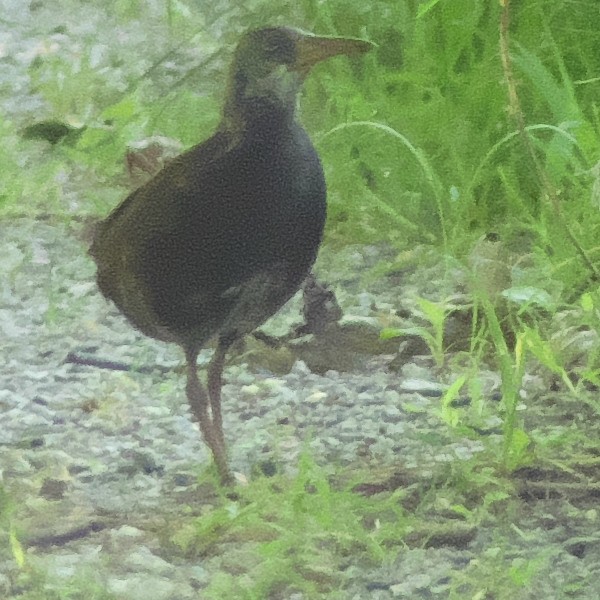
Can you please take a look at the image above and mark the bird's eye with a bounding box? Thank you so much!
[262,34,295,65]
[265,42,284,60]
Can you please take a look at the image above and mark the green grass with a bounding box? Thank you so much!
[170,449,408,598]
[3,0,600,596]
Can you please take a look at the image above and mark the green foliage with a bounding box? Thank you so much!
[0,484,21,569]
[173,448,408,597]
[4,1,600,593]
[6,0,600,282]
[448,543,549,599]
[578,290,600,385]
[381,296,449,367]
[0,118,24,210]
[148,89,220,145]
[10,569,116,600]
[476,293,530,472]
[0,485,115,598]
[439,374,467,428]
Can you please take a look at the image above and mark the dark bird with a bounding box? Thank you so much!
[90,27,373,484]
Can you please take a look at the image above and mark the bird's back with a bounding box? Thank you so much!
[91,119,326,349]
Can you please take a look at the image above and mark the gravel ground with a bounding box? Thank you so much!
[1,219,599,599]
[2,4,599,598]
[0,219,460,598]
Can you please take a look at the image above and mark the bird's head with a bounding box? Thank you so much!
[223,27,374,129]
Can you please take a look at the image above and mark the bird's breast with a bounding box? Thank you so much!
[197,124,327,274]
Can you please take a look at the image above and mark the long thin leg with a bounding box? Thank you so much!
[185,347,232,484]
[207,337,232,450]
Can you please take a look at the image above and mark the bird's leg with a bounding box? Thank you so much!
[185,347,232,485]
[207,338,232,451]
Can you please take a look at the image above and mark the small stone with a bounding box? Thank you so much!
[173,473,195,487]
[125,548,174,576]
[240,384,260,396]
[112,525,145,540]
[383,390,401,403]
[39,478,68,500]
[306,391,327,404]
[107,575,178,600]
[382,406,402,423]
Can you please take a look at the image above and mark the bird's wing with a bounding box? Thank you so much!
[91,127,238,245]
[89,128,242,335]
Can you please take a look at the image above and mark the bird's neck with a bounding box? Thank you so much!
[222,97,298,137]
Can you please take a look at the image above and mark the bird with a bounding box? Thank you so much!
[90,26,374,484]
